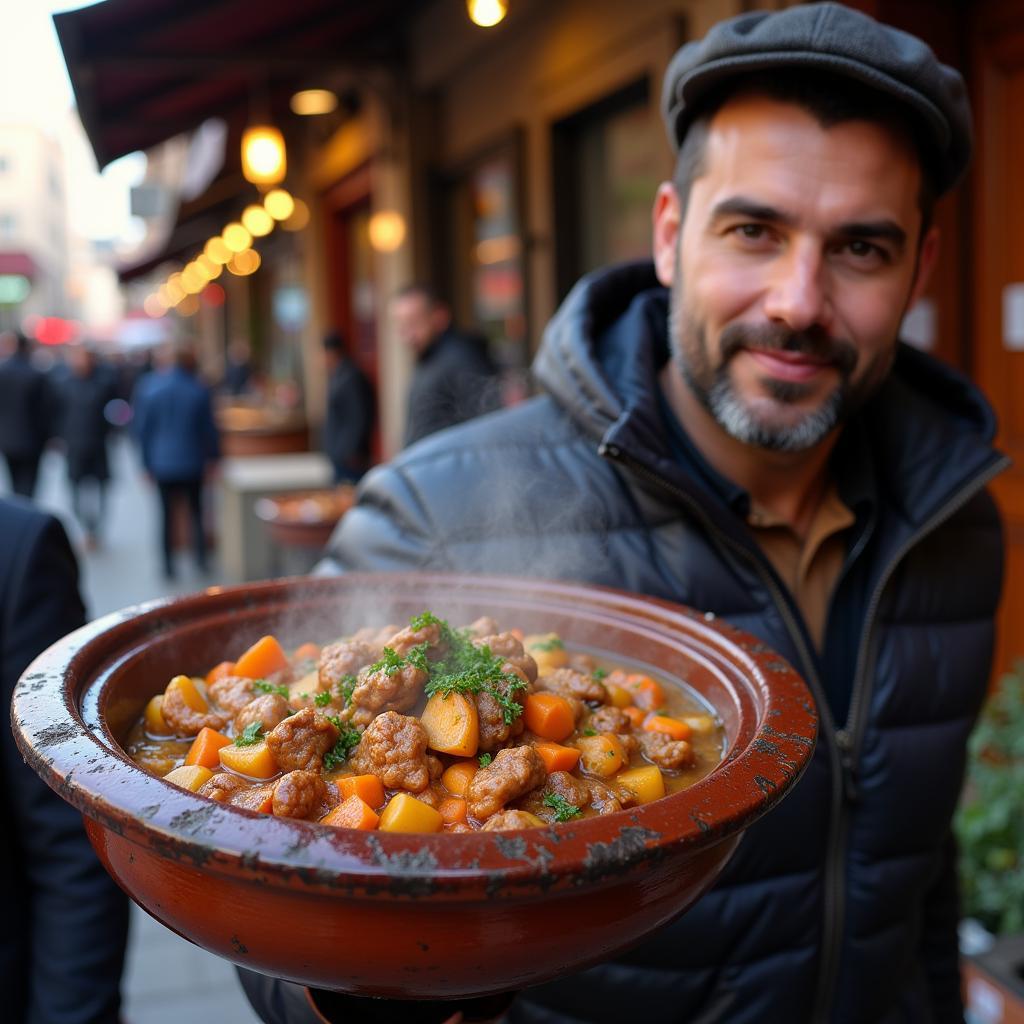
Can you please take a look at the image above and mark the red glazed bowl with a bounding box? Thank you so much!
[11,574,816,1000]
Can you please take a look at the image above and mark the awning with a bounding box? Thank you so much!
[54,0,416,171]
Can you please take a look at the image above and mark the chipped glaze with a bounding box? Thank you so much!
[11,573,817,998]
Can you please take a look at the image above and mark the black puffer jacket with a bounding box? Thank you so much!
[326,263,1008,1024]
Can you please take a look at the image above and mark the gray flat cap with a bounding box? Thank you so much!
[662,2,972,192]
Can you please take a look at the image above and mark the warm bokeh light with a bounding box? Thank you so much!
[176,294,200,316]
[263,188,295,221]
[226,248,261,276]
[157,284,172,308]
[181,264,205,294]
[467,0,507,28]
[241,124,286,186]
[281,197,310,232]
[222,222,253,253]
[368,209,406,252]
[143,293,167,318]
[166,273,186,305]
[242,203,275,237]
[196,253,222,280]
[202,282,226,307]
[204,237,232,264]
[290,89,338,116]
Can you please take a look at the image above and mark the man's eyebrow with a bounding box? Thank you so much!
[709,197,796,226]
[834,220,907,248]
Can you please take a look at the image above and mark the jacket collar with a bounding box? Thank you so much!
[533,261,1006,529]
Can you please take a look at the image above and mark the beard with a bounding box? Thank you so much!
[668,283,893,453]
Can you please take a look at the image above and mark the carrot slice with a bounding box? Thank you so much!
[623,706,647,729]
[205,661,236,685]
[440,761,478,797]
[643,715,692,742]
[321,795,380,831]
[533,740,581,774]
[184,726,232,769]
[438,796,468,825]
[293,642,321,663]
[337,774,385,809]
[523,693,576,742]
[623,674,666,711]
[233,635,289,680]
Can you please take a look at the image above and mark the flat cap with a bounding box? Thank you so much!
[661,2,972,193]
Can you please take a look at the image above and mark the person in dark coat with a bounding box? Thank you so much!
[390,284,501,447]
[0,496,129,1022]
[58,345,117,548]
[321,330,375,483]
[0,331,53,498]
[316,7,1004,1024]
[133,344,220,579]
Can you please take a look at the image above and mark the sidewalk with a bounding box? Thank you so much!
[7,437,261,1024]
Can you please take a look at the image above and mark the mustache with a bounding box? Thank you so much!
[719,323,858,376]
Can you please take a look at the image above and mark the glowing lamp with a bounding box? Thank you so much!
[226,249,261,276]
[222,222,253,253]
[143,294,167,318]
[204,237,232,265]
[242,204,274,237]
[368,209,406,253]
[290,89,337,116]
[467,0,507,27]
[241,124,286,186]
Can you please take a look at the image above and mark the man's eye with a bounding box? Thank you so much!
[734,224,767,240]
[843,240,886,262]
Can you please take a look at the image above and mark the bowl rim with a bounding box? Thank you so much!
[12,573,817,901]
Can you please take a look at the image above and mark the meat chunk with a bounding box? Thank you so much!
[318,640,376,693]
[588,706,633,734]
[474,632,538,684]
[347,659,428,727]
[482,810,545,832]
[272,770,328,819]
[584,779,624,816]
[517,770,590,821]
[266,707,339,773]
[348,624,399,658]
[160,683,229,736]
[208,675,257,715]
[197,772,248,803]
[639,731,696,771]
[466,745,547,821]
[465,616,499,638]
[475,668,529,753]
[538,667,608,704]
[385,620,448,660]
[348,711,431,792]
[234,694,290,735]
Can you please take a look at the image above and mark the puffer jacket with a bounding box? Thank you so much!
[325,262,1008,1024]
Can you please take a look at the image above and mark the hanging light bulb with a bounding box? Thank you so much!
[242,204,275,237]
[368,209,406,253]
[467,0,507,28]
[222,222,253,253]
[263,188,295,221]
[241,124,287,186]
[204,237,232,265]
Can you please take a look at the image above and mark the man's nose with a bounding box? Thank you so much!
[762,244,832,333]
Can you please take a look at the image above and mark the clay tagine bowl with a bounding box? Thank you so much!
[11,573,816,1000]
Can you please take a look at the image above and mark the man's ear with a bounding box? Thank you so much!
[908,225,940,308]
[652,182,682,288]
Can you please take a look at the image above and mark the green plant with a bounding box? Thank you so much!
[954,666,1024,934]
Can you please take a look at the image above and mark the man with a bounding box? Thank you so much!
[391,284,501,446]
[0,496,129,1021]
[326,5,1005,1022]
[58,344,117,549]
[0,331,53,498]
[321,330,375,483]
[133,344,220,579]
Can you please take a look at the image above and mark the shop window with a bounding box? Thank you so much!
[553,79,666,301]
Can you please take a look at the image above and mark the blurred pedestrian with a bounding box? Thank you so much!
[390,285,501,446]
[221,337,254,396]
[0,331,53,498]
[0,495,129,1022]
[133,344,220,580]
[322,330,374,483]
[58,345,117,549]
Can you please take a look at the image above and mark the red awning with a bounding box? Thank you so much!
[54,0,418,170]
[0,252,38,278]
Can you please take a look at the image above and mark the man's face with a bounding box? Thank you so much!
[653,94,939,452]
[392,293,448,355]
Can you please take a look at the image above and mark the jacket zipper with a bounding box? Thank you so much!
[599,440,1009,1021]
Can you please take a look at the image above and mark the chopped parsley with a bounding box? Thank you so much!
[337,674,357,705]
[591,667,608,681]
[369,642,430,676]
[410,610,445,632]
[323,718,362,772]
[542,791,581,822]
[253,679,289,698]
[313,690,333,707]
[478,752,493,767]
[582,728,597,737]
[529,636,565,653]
[234,722,264,747]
